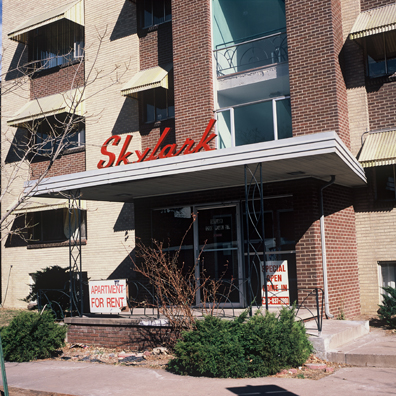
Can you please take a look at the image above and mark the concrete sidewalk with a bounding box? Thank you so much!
[1,360,396,396]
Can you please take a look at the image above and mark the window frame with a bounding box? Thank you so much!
[365,32,396,78]
[28,20,85,70]
[28,208,87,245]
[141,0,172,29]
[215,96,292,149]
[34,119,86,156]
[373,164,396,201]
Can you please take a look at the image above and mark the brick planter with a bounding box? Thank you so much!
[64,317,177,350]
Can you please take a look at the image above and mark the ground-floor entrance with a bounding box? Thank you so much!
[151,195,297,309]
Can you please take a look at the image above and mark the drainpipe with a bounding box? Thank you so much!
[320,175,336,319]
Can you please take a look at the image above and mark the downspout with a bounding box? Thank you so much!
[320,175,336,319]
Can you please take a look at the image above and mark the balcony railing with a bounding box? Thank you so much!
[214,31,288,77]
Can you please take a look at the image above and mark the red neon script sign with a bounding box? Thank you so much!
[97,119,216,169]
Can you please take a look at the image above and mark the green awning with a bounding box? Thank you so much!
[121,64,173,98]
[8,197,86,215]
[349,3,396,40]
[8,89,85,127]
[358,130,396,167]
[8,0,84,43]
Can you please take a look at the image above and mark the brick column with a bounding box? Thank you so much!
[172,0,214,146]
[286,0,350,148]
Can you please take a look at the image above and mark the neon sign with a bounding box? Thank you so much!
[97,119,216,169]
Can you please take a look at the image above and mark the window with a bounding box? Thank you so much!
[142,0,171,28]
[35,118,85,156]
[29,209,87,244]
[142,71,174,123]
[374,165,396,201]
[216,97,292,148]
[379,262,396,302]
[142,88,174,123]
[28,20,84,69]
[366,33,396,78]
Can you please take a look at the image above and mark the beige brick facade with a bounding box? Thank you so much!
[1,0,141,308]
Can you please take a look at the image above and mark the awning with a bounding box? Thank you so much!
[8,0,84,43]
[26,131,367,203]
[7,89,85,127]
[121,64,173,98]
[358,130,396,167]
[349,3,396,40]
[9,197,86,215]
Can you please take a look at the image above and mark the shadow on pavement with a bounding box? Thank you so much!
[227,384,299,395]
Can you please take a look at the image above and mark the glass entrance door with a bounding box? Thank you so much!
[194,204,243,306]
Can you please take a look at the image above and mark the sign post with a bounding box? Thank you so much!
[0,334,9,396]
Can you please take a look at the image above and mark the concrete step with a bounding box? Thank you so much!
[326,329,396,368]
[307,320,370,359]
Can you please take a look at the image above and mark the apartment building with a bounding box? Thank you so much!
[1,0,395,318]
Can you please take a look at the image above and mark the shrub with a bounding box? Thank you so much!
[378,286,396,329]
[24,266,70,318]
[168,306,313,378]
[0,311,67,362]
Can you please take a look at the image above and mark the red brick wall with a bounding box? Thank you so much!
[322,184,360,318]
[30,62,85,99]
[361,0,395,12]
[139,22,173,70]
[67,323,176,350]
[367,81,396,130]
[172,0,214,147]
[30,150,86,180]
[286,0,350,148]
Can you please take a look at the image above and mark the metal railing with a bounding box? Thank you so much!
[214,31,288,77]
[126,277,324,333]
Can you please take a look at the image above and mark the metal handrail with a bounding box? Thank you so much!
[214,31,286,52]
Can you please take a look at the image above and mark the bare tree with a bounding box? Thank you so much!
[1,28,130,242]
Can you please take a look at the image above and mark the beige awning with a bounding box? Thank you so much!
[349,3,396,40]
[8,0,84,43]
[121,64,173,98]
[7,89,85,127]
[9,197,86,215]
[358,130,396,167]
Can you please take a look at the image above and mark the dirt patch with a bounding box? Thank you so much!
[0,308,27,327]
[270,354,350,380]
[352,314,396,336]
[53,345,346,379]
[53,343,174,369]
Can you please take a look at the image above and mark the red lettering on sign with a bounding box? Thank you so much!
[97,120,217,169]
[97,136,121,168]
[192,119,216,153]
[115,135,134,166]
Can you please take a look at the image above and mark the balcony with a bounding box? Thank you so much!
[214,31,288,78]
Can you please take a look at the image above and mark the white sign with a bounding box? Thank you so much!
[89,279,128,313]
[260,260,289,306]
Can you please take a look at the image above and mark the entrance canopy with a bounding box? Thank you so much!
[27,131,366,202]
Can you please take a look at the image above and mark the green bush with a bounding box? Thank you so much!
[168,306,312,378]
[0,311,67,362]
[378,286,396,329]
